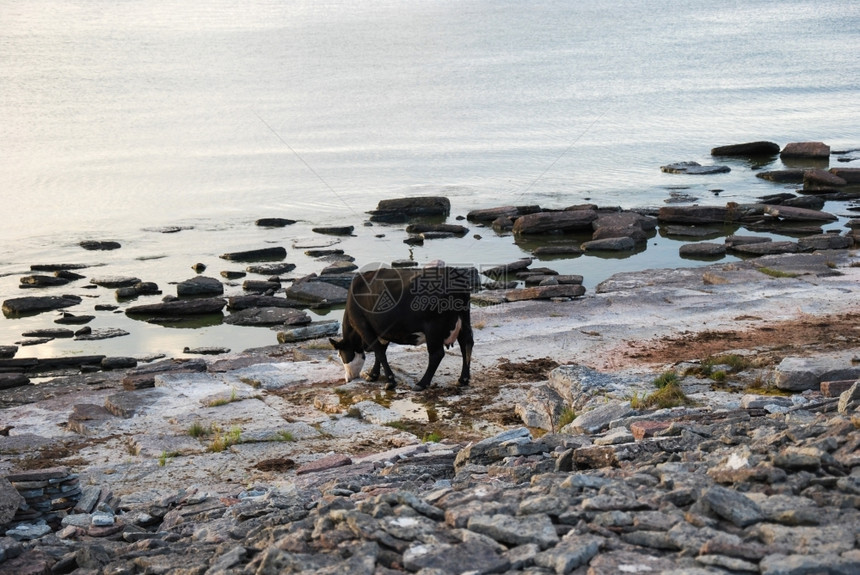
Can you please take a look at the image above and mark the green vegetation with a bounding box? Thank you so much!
[206,388,239,407]
[557,406,576,429]
[158,450,179,466]
[631,371,691,409]
[209,425,242,452]
[758,267,798,279]
[385,420,409,431]
[188,421,212,438]
[422,431,442,443]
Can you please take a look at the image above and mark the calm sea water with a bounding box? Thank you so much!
[1,0,858,359]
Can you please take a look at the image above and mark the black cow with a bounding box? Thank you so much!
[329,266,474,390]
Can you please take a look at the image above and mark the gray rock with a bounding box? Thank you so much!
[581,236,636,251]
[797,233,853,251]
[402,539,509,574]
[711,141,780,156]
[90,275,141,288]
[660,161,731,175]
[224,307,311,327]
[838,381,860,414]
[2,295,83,316]
[255,218,296,227]
[285,279,348,304]
[533,533,602,573]
[780,141,830,158]
[125,297,227,316]
[19,274,71,288]
[731,241,799,256]
[0,345,17,358]
[0,373,29,389]
[80,240,121,250]
[21,328,74,338]
[74,328,130,341]
[220,247,287,261]
[246,263,297,275]
[679,242,726,258]
[0,478,23,525]
[515,384,566,431]
[481,258,533,278]
[773,355,860,391]
[312,225,354,236]
[760,553,860,575]
[565,401,635,434]
[763,204,838,222]
[700,485,764,527]
[177,276,224,296]
[368,196,451,222]
[467,204,541,222]
[505,284,586,301]
[276,320,340,343]
[548,364,617,408]
[453,427,532,471]
[467,513,559,549]
[512,210,597,235]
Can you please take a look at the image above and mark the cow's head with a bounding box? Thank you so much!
[329,338,365,382]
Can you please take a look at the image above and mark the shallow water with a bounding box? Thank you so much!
[1,0,858,359]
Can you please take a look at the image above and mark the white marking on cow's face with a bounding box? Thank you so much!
[444,317,462,347]
[343,352,365,382]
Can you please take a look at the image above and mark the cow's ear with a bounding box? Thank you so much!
[329,338,342,350]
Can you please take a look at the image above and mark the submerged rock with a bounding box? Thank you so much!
[125,298,227,316]
[79,240,121,251]
[224,307,311,327]
[255,217,296,227]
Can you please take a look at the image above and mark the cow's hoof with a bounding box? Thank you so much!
[414,381,430,391]
[457,378,470,387]
[364,372,380,382]
[384,380,397,391]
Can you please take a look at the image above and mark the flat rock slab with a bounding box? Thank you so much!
[74,328,130,341]
[773,352,860,391]
[284,281,348,304]
[276,320,340,343]
[245,263,296,275]
[125,298,227,316]
[512,210,597,235]
[68,404,114,435]
[224,307,310,327]
[749,253,846,277]
[105,389,165,418]
[660,161,731,175]
[131,434,208,458]
[176,276,224,296]
[505,284,586,301]
[711,141,780,156]
[352,400,401,425]
[763,205,837,222]
[222,363,311,391]
[566,401,635,434]
[2,295,83,317]
[295,453,352,475]
[219,247,286,262]
[90,276,141,288]
[0,373,29,389]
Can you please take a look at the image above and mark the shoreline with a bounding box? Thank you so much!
[1,251,860,572]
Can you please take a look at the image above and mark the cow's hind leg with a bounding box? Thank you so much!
[457,314,474,386]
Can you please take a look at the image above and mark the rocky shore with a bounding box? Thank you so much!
[1,140,860,574]
[1,247,859,574]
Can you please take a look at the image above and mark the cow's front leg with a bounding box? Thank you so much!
[365,342,389,382]
[370,341,397,390]
[415,343,445,390]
